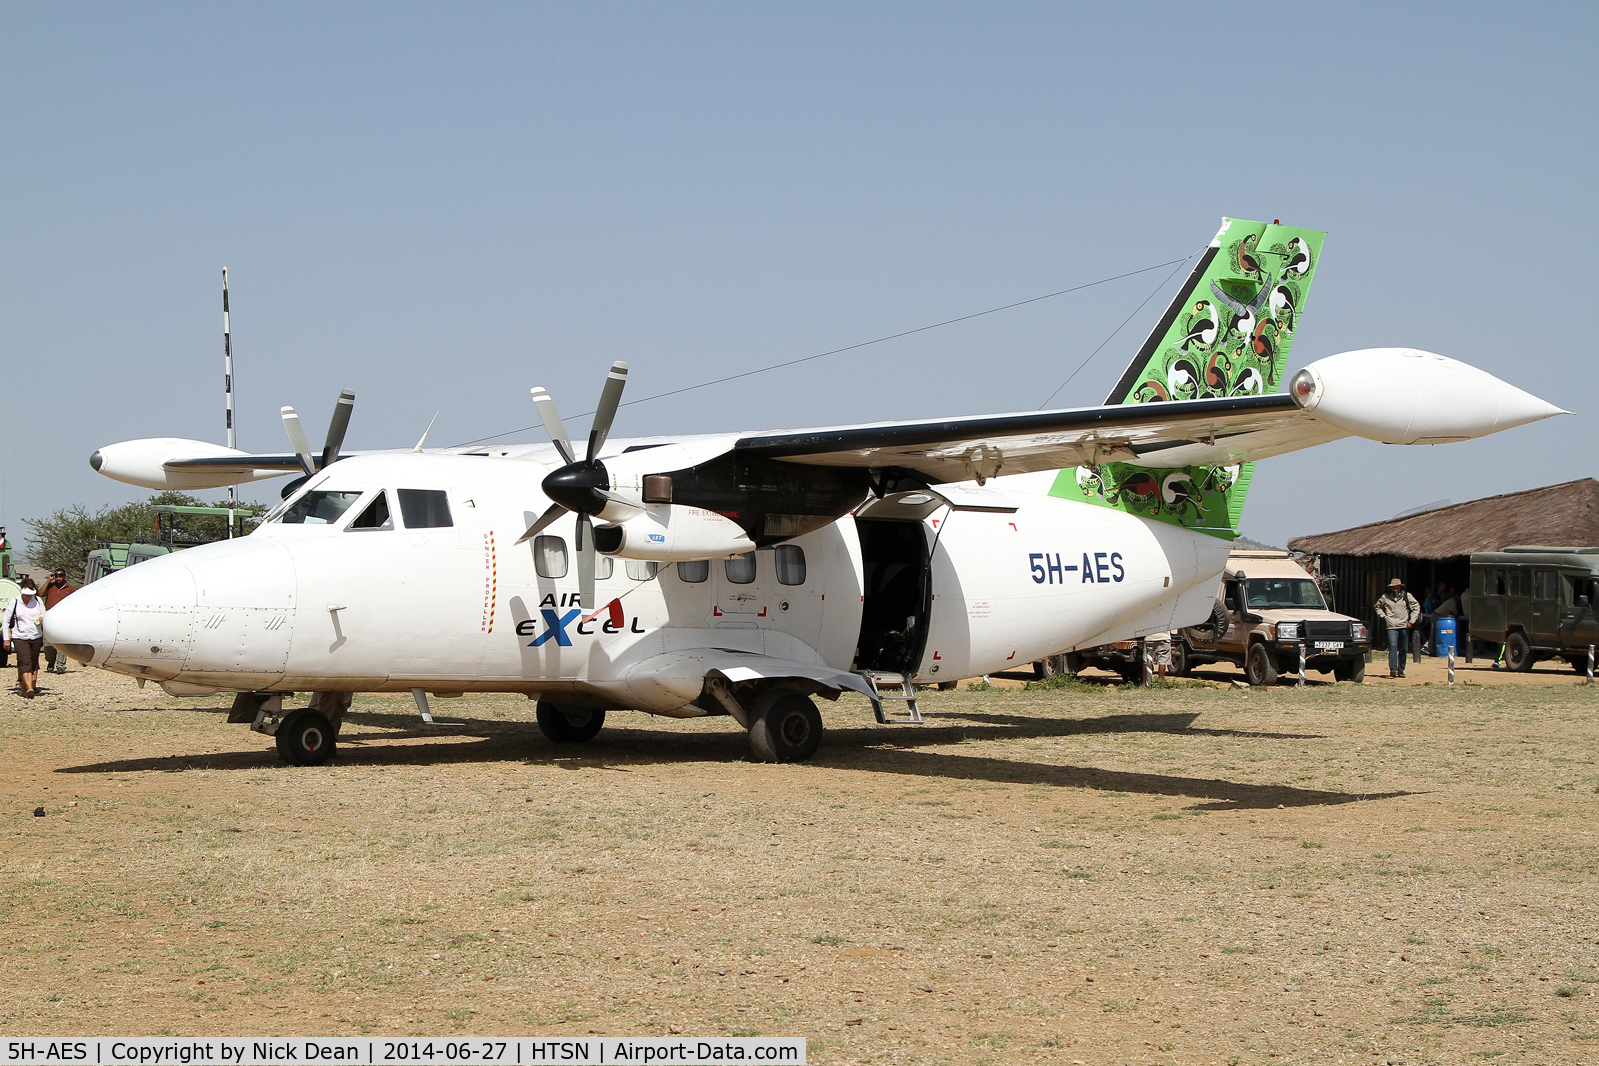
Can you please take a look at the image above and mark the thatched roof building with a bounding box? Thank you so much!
[1289,479,1599,619]
[1290,479,1599,560]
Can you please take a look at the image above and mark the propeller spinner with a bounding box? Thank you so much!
[517,362,630,611]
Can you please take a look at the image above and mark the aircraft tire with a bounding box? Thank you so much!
[1246,642,1279,687]
[748,688,823,763]
[1505,632,1534,672]
[536,702,606,743]
[275,709,336,766]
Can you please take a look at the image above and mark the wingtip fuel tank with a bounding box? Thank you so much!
[1289,348,1567,445]
[90,437,284,490]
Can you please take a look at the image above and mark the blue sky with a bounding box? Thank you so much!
[4,2,1595,551]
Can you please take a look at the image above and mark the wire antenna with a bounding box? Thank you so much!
[452,255,1191,448]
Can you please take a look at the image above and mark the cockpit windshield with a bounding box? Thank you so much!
[1245,578,1327,611]
[273,489,365,525]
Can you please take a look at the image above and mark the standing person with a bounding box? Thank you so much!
[1374,577,1422,679]
[41,569,76,674]
[3,579,47,698]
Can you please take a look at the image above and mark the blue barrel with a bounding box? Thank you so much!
[1435,616,1458,655]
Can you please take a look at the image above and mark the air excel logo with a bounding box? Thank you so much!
[515,593,648,646]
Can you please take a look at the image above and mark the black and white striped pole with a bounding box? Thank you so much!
[222,267,236,539]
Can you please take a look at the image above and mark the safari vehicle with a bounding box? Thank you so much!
[83,542,170,584]
[1179,549,1370,685]
[1470,546,1599,672]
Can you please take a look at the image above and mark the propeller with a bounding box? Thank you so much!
[279,389,356,491]
[515,362,629,611]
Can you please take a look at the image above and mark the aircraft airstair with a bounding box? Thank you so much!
[858,670,923,724]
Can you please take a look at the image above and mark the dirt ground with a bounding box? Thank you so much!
[4,652,1599,1065]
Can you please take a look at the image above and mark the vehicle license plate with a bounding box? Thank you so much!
[1314,641,1345,650]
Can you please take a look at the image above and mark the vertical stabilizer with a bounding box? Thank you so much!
[1052,217,1325,537]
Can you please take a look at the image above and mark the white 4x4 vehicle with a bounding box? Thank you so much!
[1180,550,1370,685]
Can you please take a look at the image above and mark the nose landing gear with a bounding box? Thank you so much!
[276,708,336,766]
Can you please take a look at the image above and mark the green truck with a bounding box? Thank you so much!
[1470,546,1599,672]
[82,504,254,584]
[83,541,171,584]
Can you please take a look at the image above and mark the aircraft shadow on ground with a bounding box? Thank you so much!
[54,707,1399,810]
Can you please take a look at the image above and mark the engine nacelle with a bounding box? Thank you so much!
[90,438,286,490]
[594,505,757,562]
[1290,348,1566,445]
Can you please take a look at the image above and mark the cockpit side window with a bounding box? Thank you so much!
[274,489,365,526]
[398,489,453,529]
[347,491,393,531]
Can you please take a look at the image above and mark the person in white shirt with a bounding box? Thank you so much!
[3,579,46,698]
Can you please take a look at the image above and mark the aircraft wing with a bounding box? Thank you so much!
[735,392,1330,481]
[735,349,1565,482]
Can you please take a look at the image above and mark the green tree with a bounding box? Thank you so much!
[23,492,267,583]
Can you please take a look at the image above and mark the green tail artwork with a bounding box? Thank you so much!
[1049,217,1325,538]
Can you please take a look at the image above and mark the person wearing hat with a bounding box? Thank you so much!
[40,569,76,674]
[3,578,47,698]
[1373,577,1422,678]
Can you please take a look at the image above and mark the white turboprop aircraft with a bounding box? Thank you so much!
[47,219,1564,765]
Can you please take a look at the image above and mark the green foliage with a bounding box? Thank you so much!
[23,492,267,583]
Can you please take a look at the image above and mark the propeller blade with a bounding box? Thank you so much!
[585,361,629,464]
[514,502,567,545]
[320,389,356,470]
[576,514,596,611]
[530,387,576,465]
[280,407,316,477]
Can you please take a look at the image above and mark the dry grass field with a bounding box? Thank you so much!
[4,656,1599,1065]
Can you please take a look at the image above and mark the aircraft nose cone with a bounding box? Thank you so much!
[42,581,118,665]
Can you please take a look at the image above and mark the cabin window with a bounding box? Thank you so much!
[276,489,364,526]
[677,560,709,583]
[596,556,614,580]
[398,489,453,529]
[1492,569,1507,596]
[1534,570,1557,601]
[775,545,806,585]
[346,492,393,531]
[535,536,567,579]
[625,560,659,581]
[1509,569,1526,597]
[725,552,756,584]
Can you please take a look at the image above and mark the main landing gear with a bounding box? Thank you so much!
[747,688,824,763]
[535,701,607,743]
[706,679,826,763]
